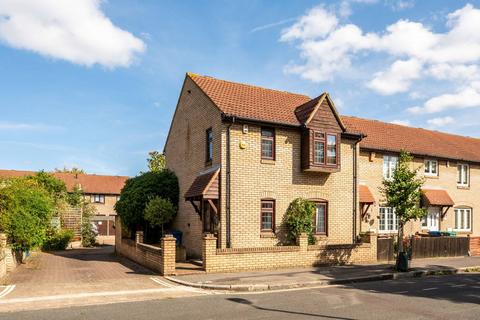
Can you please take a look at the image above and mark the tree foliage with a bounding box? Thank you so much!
[115,170,179,232]
[285,198,316,244]
[0,178,55,251]
[381,151,426,254]
[144,197,176,234]
[147,151,166,172]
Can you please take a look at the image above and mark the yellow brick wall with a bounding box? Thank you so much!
[359,151,480,236]
[223,123,359,248]
[164,76,223,258]
[85,194,118,216]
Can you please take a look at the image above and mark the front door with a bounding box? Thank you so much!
[423,207,440,231]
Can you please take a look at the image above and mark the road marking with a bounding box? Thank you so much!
[150,277,208,294]
[0,287,190,305]
[422,287,438,291]
[0,285,15,299]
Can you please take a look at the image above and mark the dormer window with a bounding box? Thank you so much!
[326,134,337,165]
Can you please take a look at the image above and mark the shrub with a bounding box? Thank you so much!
[144,197,176,235]
[81,221,97,247]
[285,198,316,245]
[43,229,74,251]
[0,178,54,251]
[115,170,179,232]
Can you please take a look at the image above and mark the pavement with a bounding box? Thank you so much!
[2,273,479,319]
[0,245,209,312]
[167,256,480,291]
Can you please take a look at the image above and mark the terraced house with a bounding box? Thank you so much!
[164,73,480,261]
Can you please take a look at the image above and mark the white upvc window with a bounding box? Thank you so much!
[454,208,471,231]
[379,207,398,233]
[383,155,398,180]
[457,164,469,187]
[91,194,105,204]
[424,159,438,176]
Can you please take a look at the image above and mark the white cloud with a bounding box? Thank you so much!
[0,0,145,68]
[388,0,415,11]
[367,59,422,95]
[281,4,480,95]
[427,116,454,127]
[390,119,410,126]
[0,122,64,131]
[409,84,480,114]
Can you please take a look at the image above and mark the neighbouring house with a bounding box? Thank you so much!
[344,117,480,238]
[0,170,128,236]
[164,73,480,263]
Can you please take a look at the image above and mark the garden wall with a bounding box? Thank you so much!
[203,232,377,273]
[471,237,480,256]
[114,216,176,275]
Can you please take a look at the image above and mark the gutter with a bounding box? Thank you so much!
[352,135,364,243]
[224,115,235,248]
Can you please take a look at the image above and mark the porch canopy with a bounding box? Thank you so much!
[359,185,375,204]
[421,189,454,207]
[185,168,220,216]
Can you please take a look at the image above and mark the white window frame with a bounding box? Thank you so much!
[454,208,471,232]
[457,163,469,187]
[424,159,438,177]
[91,194,105,204]
[383,155,398,180]
[379,207,398,233]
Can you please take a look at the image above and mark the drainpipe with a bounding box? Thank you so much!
[225,116,235,248]
[352,140,359,244]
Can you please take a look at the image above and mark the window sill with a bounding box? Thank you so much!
[261,159,275,165]
[453,230,472,234]
[378,230,398,234]
[457,185,470,190]
[425,174,439,179]
[260,232,276,238]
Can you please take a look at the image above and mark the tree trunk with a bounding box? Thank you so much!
[397,222,404,253]
[396,221,408,272]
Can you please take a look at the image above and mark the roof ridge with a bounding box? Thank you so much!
[342,115,480,141]
[188,73,311,99]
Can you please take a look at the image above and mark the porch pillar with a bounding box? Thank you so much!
[135,231,144,244]
[161,234,176,276]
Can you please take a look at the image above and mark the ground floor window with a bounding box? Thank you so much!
[379,207,398,232]
[455,208,471,231]
[261,200,275,232]
[314,203,327,234]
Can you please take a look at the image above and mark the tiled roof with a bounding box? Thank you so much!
[188,74,480,163]
[184,168,219,199]
[0,170,128,195]
[359,185,375,204]
[422,189,455,207]
[342,116,480,163]
[189,74,311,125]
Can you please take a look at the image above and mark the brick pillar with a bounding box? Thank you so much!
[114,216,121,254]
[203,233,217,273]
[135,231,144,244]
[0,233,6,248]
[298,233,308,252]
[161,234,176,276]
[367,231,377,262]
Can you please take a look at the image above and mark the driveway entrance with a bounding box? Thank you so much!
[0,245,208,311]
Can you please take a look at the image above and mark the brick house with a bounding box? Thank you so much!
[0,170,128,236]
[344,117,480,238]
[165,73,480,260]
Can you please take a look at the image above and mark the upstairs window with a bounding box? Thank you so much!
[260,200,275,232]
[326,134,337,165]
[314,203,327,234]
[383,155,398,180]
[455,208,471,231]
[312,132,337,166]
[206,128,213,163]
[91,194,105,204]
[261,127,275,160]
[457,163,469,187]
[313,132,325,164]
[424,159,438,176]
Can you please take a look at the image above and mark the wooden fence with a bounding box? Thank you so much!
[377,236,470,261]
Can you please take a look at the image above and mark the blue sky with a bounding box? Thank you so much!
[1,0,480,176]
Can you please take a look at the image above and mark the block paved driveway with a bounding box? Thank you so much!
[0,245,208,312]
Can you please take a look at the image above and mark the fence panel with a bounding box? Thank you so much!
[411,237,469,259]
[377,238,394,262]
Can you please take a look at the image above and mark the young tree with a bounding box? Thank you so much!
[285,198,316,245]
[381,151,426,271]
[54,167,85,174]
[147,151,166,172]
[144,197,176,235]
